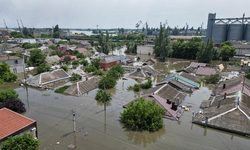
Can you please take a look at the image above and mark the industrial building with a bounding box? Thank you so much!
[206,13,250,44]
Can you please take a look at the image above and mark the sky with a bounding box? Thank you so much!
[1,0,250,29]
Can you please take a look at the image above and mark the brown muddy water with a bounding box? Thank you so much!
[2,56,250,150]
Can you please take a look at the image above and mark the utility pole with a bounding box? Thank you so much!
[104,77,106,111]
[72,109,76,132]
[23,57,28,91]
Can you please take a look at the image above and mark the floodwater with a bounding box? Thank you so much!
[3,53,250,150]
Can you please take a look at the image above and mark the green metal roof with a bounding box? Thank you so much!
[161,74,199,88]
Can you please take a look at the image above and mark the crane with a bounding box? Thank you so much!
[20,19,24,28]
[3,19,8,29]
[17,19,22,33]
[135,20,143,31]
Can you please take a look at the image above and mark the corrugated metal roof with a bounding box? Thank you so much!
[161,74,200,88]
[103,55,127,63]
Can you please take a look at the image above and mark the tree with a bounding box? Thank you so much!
[0,98,26,113]
[125,42,137,54]
[22,27,29,36]
[80,60,89,66]
[106,65,125,79]
[37,62,50,74]
[72,60,80,65]
[29,49,46,66]
[98,75,117,89]
[1,133,39,150]
[76,53,86,59]
[0,62,18,83]
[60,65,68,72]
[220,45,236,61]
[93,70,105,76]
[49,45,57,50]
[95,89,112,102]
[54,25,59,33]
[196,38,214,63]
[204,74,221,84]
[97,32,110,54]
[64,56,71,64]
[245,73,250,80]
[73,50,80,55]
[71,73,82,81]
[91,59,101,70]
[22,43,39,49]
[84,65,97,73]
[153,25,172,61]
[50,50,61,57]
[0,89,19,103]
[120,97,166,132]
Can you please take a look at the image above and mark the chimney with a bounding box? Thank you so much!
[167,99,171,104]
[224,92,227,100]
[176,97,179,106]
[213,90,216,96]
[217,100,221,108]
[223,84,226,89]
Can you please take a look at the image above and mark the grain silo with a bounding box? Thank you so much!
[211,20,227,44]
[244,21,250,41]
[227,20,244,41]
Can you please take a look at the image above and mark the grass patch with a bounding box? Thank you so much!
[228,61,240,66]
[55,85,70,93]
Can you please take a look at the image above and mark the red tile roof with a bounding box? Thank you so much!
[0,108,35,140]
[196,67,216,76]
[60,55,77,60]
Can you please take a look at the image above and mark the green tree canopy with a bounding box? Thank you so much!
[245,73,250,80]
[98,75,117,89]
[1,133,39,150]
[95,89,112,102]
[37,62,50,74]
[48,45,57,50]
[50,50,61,57]
[91,59,101,70]
[0,89,19,103]
[220,45,236,61]
[0,62,18,83]
[153,26,172,61]
[97,32,110,54]
[80,59,89,66]
[204,74,222,84]
[64,56,71,64]
[22,27,29,37]
[29,49,46,66]
[196,38,215,63]
[120,97,166,132]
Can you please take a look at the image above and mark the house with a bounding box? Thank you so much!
[46,55,60,64]
[57,45,74,55]
[196,67,216,76]
[76,48,87,55]
[213,75,250,96]
[25,69,70,89]
[69,34,83,40]
[127,65,160,80]
[179,72,201,83]
[0,108,38,143]
[60,30,70,38]
[161,74,200,89]
[100,55,130,69]
[16,39,36,44]
[193,91,250,136]
[124,84,187,121]
[181,66,197,74]
[64,76,101,96]
[0,56,24,74]
[189,62,207,68]
[77,41,92,49]
[144,58,157,65]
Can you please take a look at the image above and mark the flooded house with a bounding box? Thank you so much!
[64,76,101,96]
[25,69,70,89]
[0,108,38,143]
[189,62,208,68]
[57,45,75,56]
[196,67,216,76]
[160,74,200,91]
[127,65,160,80]
[193,91,250,136]
[124,84,187,121]
[100,55,130,69]
[0,55,24,74]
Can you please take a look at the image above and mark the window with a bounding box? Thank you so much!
[14,60,18,64]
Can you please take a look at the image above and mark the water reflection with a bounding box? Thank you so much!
[96,101,111,107]
[123,126,166,148]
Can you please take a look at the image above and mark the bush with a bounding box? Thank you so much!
[71,73,82,81]
[98,75,117,89]
[60,65,69,72]
[141,79,152,89]
[55,85,70,93]
[0,62,18,82]
[37,62,50,74]
[245,73,250,80]
[204,74,221,84]
[1,133,39,150]
[72,60,80,65]
[76,53,86,59]
[80,60,89,66]
[93,70,105,76]
[120,97,166,132]
[228,61,240,66]
[72,50,80,55]
[128,84,140,92]
[84,65,97,73]
[95,89,112,102]
[0,98,26,113]
[0,89,19,103]
[49,45,57,50]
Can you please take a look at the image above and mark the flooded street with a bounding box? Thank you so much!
[5,53,250,150]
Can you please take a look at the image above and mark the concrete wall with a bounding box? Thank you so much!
[137,45,154,55]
